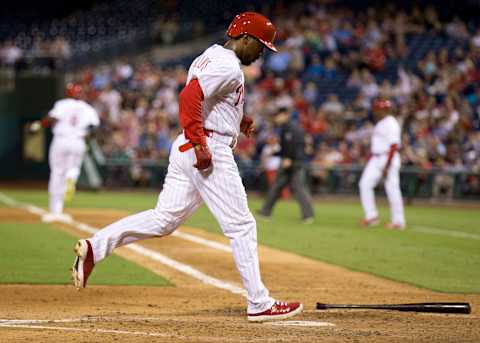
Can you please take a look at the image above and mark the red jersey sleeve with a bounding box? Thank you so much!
[179,79,206,145]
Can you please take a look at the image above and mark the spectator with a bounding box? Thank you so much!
[97,83,122,123]
[266,45,291,75]
[321,94,345,116]
[360,71,379,100]
[0,40,22,65]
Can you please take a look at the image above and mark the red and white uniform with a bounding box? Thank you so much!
[359,115,405,227]
[48,99,99,214]
[194,45,244,137]
[89,44,275,314]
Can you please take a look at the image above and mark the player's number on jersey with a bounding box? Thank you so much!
[235,84,244,106]
[193,56,211,71]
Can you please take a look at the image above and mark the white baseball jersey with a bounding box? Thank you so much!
[371,115,401,154]
[49,99,100,139]
[88,44,276,314]
[187,44,245,137]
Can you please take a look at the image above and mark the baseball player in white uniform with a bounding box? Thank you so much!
[71,12,303,322]
[359,98,405,229]
[31,84,100,223]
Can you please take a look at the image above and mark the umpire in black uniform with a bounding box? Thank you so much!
[258,107,315,223]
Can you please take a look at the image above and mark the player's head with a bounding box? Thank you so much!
[372,98,392,118]
[66,83,83,99]
[226,12,277,65]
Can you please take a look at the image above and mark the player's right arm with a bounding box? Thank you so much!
[382,143,398,178]
[179,53,240,170]
[29,116,57,132]
[31,99,68,132]
[382,119,401,177]
[179,78,212,170]
[30,98,73,132]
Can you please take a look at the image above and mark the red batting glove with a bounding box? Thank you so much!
[240,115,255,137]
[193,144,212,170]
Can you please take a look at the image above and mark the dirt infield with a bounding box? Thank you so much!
[0,207,479,342]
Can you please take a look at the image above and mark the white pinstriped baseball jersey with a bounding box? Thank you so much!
[187,44,245,138]
[371,115,401,154]
[49,98,100,139]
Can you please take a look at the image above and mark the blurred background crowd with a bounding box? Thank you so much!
[2,0,480,198]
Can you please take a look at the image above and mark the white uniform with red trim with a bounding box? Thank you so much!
[359,114,405,226]
[47,98,99,215]
[89,44,275,314]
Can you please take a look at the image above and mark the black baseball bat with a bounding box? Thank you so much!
[316,302,471,314]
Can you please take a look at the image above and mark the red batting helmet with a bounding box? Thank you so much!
[373,98,392,111]
[66,83,82,99]
[227,12,278,52]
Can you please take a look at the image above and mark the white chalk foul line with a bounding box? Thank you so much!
[0,192,16,206]
[0,192,246,297]
[0,324,172,338]
[0,323,275,342]
[127,243,246,296]
[411,226,480,240]
[266,320,335,327]
[0,316,165,325]
[172,230,232,252]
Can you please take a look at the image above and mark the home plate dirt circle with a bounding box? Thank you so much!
[265,321,335,327]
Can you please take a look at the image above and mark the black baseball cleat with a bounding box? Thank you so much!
[72,239,95,290]
[302,216,314,224]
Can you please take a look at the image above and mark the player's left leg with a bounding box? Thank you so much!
[63,142,86,203]
[359,157,382,225]
[43,138,70,222]
[384,156,405,229]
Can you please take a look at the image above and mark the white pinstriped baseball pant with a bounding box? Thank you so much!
[90,133,275,313]
[48,136,86,214]
[359,153,405,226]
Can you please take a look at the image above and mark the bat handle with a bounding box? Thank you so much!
[316,303,329,310]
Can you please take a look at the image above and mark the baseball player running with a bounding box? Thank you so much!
[31,84,100,223]
[72,12,303,322]
[359,98,405,229]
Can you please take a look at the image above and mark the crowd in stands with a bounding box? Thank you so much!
[0,0,248,68]
[0,0,169,68]
[2,1,480,195]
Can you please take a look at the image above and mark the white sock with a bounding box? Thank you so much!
[49,193,64,214]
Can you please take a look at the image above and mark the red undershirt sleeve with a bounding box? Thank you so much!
[179,78,205,145]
